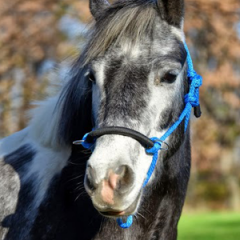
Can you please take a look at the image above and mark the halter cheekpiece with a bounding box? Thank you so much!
[73,42,202,229]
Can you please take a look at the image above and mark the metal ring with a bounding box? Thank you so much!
[72,140,85,145]
[153,139,169,151]
[161,141,169,151]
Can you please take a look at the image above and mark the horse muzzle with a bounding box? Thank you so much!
[84,164,140,217]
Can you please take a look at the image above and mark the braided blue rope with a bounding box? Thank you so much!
[143,138,163,187]
[78,42,202,229]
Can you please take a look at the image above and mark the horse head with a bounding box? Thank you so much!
[59,0,188,220]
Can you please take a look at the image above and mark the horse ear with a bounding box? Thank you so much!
[157,0,184,28]
[89,0,110,20]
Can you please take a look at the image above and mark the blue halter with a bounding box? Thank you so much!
[76,42,202,229]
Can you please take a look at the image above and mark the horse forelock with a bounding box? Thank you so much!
[83,1,157,65]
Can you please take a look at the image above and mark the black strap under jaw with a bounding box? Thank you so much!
[82,127,154,149]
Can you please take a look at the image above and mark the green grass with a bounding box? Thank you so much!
[178,212,240,240]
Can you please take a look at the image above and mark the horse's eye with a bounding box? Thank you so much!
[88,71,96,83]
[161,72,177,84]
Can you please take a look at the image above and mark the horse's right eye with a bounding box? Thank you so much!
[88,71,96,83]
[161,72,177,84]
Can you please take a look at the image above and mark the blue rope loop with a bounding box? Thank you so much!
[81,132,95,149]
[146,137,163,154]
[141,137,162,187]
[117,215,133,228]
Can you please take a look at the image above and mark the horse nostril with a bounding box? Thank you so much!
[114,165,134,193]
[115,165,127,176]
[85,166,97,192]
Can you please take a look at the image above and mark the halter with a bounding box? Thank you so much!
[73,42,202,228]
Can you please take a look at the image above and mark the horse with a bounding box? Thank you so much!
[0,0,202,239]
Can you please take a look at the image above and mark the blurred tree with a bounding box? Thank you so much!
[0,0,91,136]
[0,0,58,135]
[185,0,240,210]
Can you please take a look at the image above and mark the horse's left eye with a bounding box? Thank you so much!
[161,72,177,84]
[88,71,96,83]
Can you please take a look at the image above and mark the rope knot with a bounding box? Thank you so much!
[184,93,199,107]
[146,137,162,154]
[193,74,202,88]
[189,73,202,85]
[187,69,197,79]
[185,73,202,108]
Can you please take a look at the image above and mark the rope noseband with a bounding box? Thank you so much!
[73,43,202,228]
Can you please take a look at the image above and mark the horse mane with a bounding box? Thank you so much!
[83,0,157,65]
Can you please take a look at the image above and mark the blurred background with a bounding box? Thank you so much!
[0,0,239,239]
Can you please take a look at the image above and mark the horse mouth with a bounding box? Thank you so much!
[99,192,141,218]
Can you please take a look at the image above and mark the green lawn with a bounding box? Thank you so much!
[178,212,240,240]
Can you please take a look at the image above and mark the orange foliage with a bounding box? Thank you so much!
[185,0,240,176]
